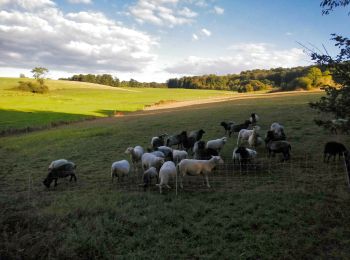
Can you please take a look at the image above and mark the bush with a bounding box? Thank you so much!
[16,81,49,94]
[287,77,313,90]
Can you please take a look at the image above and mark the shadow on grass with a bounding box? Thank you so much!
[0,109,95,137]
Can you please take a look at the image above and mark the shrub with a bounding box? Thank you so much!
[16,81,49,94]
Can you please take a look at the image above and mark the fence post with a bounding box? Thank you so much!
[343,153,350,190]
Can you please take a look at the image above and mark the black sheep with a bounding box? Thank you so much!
[231,120,251,135]
[188,129,206,141]
[220,121,234,136]
[193,140,219,160]
[323,141,348,163]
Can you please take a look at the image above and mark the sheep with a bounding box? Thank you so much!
[220,121,235,136]
[156,146,173,161]
[111,160,130,182]
[188,129,206,141]
[264,130,286,146]
[237,126,260,146]
[193,140,219,160]
[125,145,144,172]
[156,161,177,194]
[232,147,257,165]
[323,141,348,163]
[151,134,168,149]
[206,137,228,153]
[178,156,224,189]
[43,159,77,188]
[266,140,291,161]
[230,120,251,135]
[141,153,165,172]
[166,131,187,148]
[330,119,349,134]
[182,134,197,152]
[247,126,263,148]
[149,150,165,158]
[270,122,285,138]
[249,113,259,125]
[172,149,188,164]
[140,167,159,188]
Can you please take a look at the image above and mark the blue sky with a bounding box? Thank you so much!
[0,0,348,82]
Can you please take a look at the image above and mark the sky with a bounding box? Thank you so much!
[0,0,349,82]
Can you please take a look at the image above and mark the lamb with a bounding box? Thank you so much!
[232,147,257,165]
[125,145,144,172]
[172,149,188,164]
[193,141,218,160]
[323,141,348,163]
[266,140,291,161]
[166,131,187,148]
[156,161,177,194]
[249,113,259,125]
[237,126,260,146]
[43,159,77,188]
[206,137,228,153]
[141,167,159,188]
[151,134,167,149]
[111,160,130,182]
[141,153,165,171]
[270,122,285,138]
[220,121,235,136]
[178,156,224,188]
[188,129,206,141]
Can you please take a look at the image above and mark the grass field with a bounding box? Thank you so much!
[0,77,236,133]
[1,92,350,259]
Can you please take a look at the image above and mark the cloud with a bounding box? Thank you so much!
[213,6,224,15]
[192,33,198,40]
[67,0,92,4]
[201,28,211,36]
[165,43,309,75]
[129,0,197,27]
[0,0,157,73]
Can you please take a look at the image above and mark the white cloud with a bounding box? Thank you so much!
[165,43,309,75]
[213,6,224,15]
[0,0,158,74]
[129,0,196,27]
[192,33,198,40]
[67,0,92,4]
[201,28,211,37]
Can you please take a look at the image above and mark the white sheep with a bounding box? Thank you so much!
[141,153,165,171]
[172,149,188,164]
[237,126,260,146]
[48,159,68,171]
[247,126,263,148]
[141,167,159,187]
[206,137,227,153]
[111,160,130,182]
[156,161,177,194]
[125,145,144,172]
[178,156,224,189]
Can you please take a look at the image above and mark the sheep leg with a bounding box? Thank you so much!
[54,178,58,187]
[205,174,211,188]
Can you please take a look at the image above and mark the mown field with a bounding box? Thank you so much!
[0,77,236,134]
[1,92,350,259]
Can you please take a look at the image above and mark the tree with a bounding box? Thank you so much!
[31,67,49,80]
[306,67,323,87]
[309,0,350,132]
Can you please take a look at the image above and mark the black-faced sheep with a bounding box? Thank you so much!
[178,156,224,188]
[111,160,130,182]
[156,161,177,194]
[193,140,219,160]
[151,134,168,149]
[166,131,187,148]
[232,147,257,166]
[266,140,291,161]
[323,141,348,163]
[43,159,77,188]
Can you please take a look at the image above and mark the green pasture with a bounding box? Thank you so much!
[0,77,235,133]
[1,92,350,259]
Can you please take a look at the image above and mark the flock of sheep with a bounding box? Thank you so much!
[43,113,349,193]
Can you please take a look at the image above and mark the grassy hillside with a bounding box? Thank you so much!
[0,77,235,133]
[1,92,349,259]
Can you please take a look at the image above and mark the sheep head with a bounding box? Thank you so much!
[125,147,133,154]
